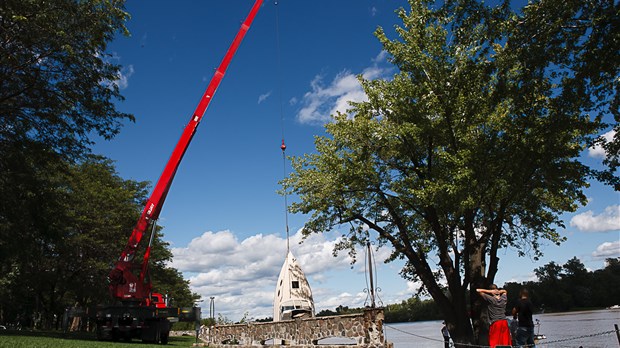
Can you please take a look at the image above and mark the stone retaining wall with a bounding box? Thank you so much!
[197,308,392,348]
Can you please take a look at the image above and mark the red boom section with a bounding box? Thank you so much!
[109,0,264,302]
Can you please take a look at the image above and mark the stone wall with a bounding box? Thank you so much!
[197,308,392,348]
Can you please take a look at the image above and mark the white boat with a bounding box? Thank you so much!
[607,304,620,309]
[273,251,315,321]
[535,334,547,341]
[534,319,546,342]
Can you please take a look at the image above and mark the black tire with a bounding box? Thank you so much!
[160,330,169,345]
[96,326,105,341]
[142,320,159,343]
[111,329,120,342]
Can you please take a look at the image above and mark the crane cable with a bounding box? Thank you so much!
[274,0,290,254]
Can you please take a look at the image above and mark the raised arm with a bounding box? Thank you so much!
[476,288,506,295]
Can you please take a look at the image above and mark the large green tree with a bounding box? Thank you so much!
[0,0,133,158]
[0,157,199,328]
[0,0,132,268]
[0,156,145,327]
[0,0,131,326]
[0,0,200,327]
[285,0,616,344]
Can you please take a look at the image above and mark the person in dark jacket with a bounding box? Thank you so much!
[512,288,536,347]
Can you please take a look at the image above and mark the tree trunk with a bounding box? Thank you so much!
[469,244,488,345]
[444,302,475,347]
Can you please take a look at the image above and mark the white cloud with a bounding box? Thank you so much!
[296,51,391,125]
[592,240,620,259]
[171,230,282,273]
[372,50,389,64]
[169,229,386,320]
[397,280,423,297]
[99,52,133,90]
[258,91,272,104]
[569,205,620,232]
[588,129,616,158]
[114,64,134,90]
[315,290,368,311]
[502,272,538,284]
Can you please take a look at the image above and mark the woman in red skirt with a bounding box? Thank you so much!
[477,285,512,347]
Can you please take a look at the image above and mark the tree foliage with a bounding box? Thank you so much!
[285,0,616,344]
[0,0,199,328]
[383,296,443,323]
[0,0,133,159]
[0,156,141,327]
[0,0,133,272]
[0,157,199,328]
[505,257,620,313]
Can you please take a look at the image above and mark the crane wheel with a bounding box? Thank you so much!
[160,330,169,345]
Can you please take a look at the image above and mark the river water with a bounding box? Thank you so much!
[383,309,620,348]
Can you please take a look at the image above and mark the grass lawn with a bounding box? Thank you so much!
[0,330,202,348]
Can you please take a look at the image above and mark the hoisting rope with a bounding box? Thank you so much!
[274,0,290,254]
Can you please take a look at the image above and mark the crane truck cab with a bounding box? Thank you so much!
[149,293,167,309]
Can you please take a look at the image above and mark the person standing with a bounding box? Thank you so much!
[509,314,519,346]
[441,322,450,348]
[512,288,536,347]
[477,285,512,348]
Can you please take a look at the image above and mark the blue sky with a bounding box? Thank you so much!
[96,1,620,321]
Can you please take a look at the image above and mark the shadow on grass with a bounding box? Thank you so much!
[0,329,98,341]
[0,329,200,346]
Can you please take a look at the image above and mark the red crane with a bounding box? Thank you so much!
[108,0,264,305]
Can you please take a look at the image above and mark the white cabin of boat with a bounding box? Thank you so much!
[273,251,315,321]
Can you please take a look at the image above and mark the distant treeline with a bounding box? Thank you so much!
[316,298,443,323]
[504,256,620,313]
[317,257,619,323]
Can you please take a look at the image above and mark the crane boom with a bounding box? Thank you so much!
[109,0,264,302]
